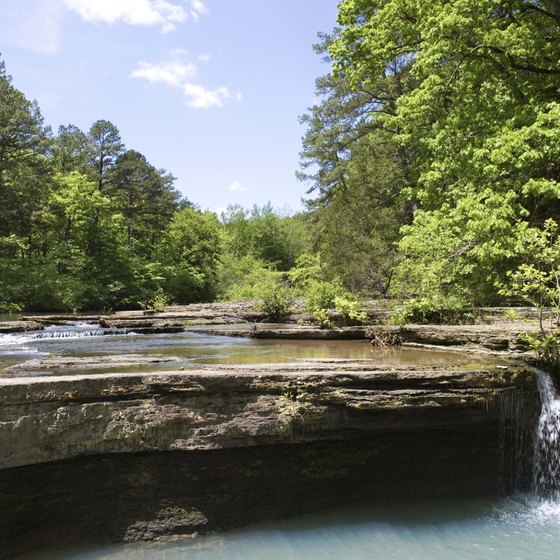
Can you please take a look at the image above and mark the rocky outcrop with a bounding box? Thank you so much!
[5,354,182,376]
[0,363,535,470]
[193,325,371,339]
[0,362,539,558]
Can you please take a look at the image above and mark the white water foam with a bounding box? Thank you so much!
[534,370,560,501]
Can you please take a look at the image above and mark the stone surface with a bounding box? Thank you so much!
[6,354,182,375]
[0,363,537,470]
[0,362,539,559]
[0,320,44,333]
[0,361,540,558]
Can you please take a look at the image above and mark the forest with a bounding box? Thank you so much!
[1,0,560,323]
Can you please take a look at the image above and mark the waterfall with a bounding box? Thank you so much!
[31,330,109,339]
[534,370,560,500]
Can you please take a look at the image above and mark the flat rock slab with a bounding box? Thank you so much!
[6,354,182,375]
[190,326,370,339]
[0,362,538,470]
[0,321,44,333]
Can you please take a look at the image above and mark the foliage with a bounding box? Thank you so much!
[255,274,295,321]
[221,203,310,272]
[299,32,411,296]
[326,0,560,306]
[304,279,366,327]
[157,207,222,304]
[140,287,169,312]
[501,219,560,366]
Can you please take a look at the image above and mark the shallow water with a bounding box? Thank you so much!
[2,322,525,559]
[0,322,503,375]
[24,496,560,560]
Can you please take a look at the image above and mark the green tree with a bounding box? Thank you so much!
[86,119,124,192]
[110,149,179,256]
[329,0,560,308]
[0,59,51,239]
[158,207,222,303]
[52,124,89,174]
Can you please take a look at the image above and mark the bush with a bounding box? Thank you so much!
[255,276,295,321]
[305,280,366,327]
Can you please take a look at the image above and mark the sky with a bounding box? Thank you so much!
[0,0,339,214]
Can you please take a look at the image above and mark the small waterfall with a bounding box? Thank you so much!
[30,330,108,339]
[534,370,560,500]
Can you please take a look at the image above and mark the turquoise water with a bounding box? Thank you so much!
[25,497,560,560]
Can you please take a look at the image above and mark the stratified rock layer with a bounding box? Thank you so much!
[0,363,539,558]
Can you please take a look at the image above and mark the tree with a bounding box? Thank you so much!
[328,0,560,308]
[299,32,412,295]
[52,124,89,174]
[110,149,179,256]
[0,59,51,239]
[86,120,124,192]
[157,207,222,303]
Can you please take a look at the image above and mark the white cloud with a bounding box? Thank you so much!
[131,54,241,110]
[198,52,211,63]
[229,181,248,192]
[64,0,208,32]
[130,60,197,86]
[189,0,209,21]
[0,0,208,55]
[183,83,232,109]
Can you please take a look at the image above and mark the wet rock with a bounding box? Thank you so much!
[385,324,537,352]
[191,326,370,340]
[0,320,44,333]
[6,354,182,375]
[0,362,539,557]
[0,363,537,470]
[21,315,104,325]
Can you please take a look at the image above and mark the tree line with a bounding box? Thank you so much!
[0,59,312,312]
[3,0,560,319]
[299,0,560,321]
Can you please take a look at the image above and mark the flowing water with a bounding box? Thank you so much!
[4,323,560,559]
[0,322,498,375]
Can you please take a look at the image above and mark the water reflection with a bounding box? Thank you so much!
[0,326,502,376]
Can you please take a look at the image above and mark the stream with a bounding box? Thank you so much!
[2,321,559,559]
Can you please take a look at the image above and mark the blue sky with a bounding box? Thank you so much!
[0,0,339,214]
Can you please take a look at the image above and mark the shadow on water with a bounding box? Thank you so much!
[22,495,560,560]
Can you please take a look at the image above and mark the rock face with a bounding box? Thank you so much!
[0,363,539,558]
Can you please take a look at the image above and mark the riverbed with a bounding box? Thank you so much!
[0,320,547,559]
[0,321,504,376]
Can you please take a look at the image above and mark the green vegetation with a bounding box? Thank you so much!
[2,0,560,347]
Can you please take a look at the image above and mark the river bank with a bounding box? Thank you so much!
[0,303,548,558]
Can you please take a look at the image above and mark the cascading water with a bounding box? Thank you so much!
[533,370,560,500]
[30,330,109,339]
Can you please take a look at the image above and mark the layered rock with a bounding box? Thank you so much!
[0,362,540,558]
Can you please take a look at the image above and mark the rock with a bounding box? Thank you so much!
[21,315,104,325]
[370,323,537,353]
[191,326,370,339]
[0,320,44,333]
[6,354,182,375]
[0,363,537,470]
[0,362,539,558]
